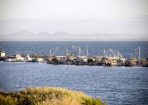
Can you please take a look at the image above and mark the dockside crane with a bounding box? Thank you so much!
[72,45,81,57]
[49,47,59,56]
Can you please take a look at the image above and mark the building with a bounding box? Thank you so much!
[0,51,6,57]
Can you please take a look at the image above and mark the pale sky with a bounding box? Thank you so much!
[0,0,148,40]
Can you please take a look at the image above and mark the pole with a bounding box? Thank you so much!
[138,46,141,61]
[49,49,52,56]
[79,47,81,57]
[86,46,88,57]
[104,49,106,57]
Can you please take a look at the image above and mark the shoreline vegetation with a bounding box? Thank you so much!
[0,87,105,105]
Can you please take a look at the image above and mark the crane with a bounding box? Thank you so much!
[109,49,117,57]
[49,47,59,56]
[109,49,123,58]
[72,45,81,56]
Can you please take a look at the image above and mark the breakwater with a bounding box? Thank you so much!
[0,46,148,67]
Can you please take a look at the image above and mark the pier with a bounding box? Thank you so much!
[0,46,148,67]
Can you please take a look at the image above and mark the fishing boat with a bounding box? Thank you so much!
[15,53,25,62]
[26,54,34,62]
[5,56,16,62]
[142,58,148,67]
[35,57,44,63]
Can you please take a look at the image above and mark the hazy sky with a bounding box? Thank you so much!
[0,0,148,40]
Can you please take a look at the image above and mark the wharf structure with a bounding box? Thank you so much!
[46,46,148,67]
[0,46,148,67]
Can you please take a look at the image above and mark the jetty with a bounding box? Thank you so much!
[0,46,148,67]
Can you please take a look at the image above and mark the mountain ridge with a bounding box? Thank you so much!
[0,30,147,41]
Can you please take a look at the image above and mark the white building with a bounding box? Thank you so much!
[0,51,6,57]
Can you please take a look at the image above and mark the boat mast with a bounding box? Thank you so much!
[86,46,88,57]
[138,46,141,61]
[78,47,81,57]
[49,49,52,56]
[103,49,106,57]
[66,46,69,56]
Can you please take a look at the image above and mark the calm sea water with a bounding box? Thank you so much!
[0,41,148,105]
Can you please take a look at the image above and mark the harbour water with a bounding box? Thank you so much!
[0,41,148,105]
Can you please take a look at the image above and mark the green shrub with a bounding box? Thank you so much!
[0,87,105,105]
[0,94,17,105]
[82,97,106,105]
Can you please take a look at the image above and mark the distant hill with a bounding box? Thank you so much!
[0,30,147,41]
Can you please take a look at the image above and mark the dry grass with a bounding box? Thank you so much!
[0,87,105,105]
